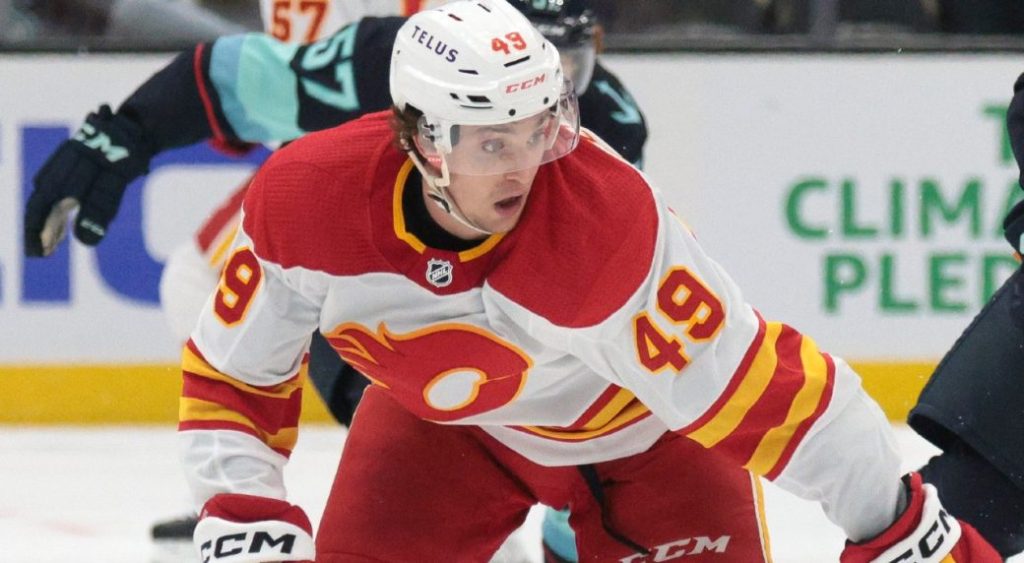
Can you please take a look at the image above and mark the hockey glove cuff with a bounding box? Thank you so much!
[840,472,1000,563]
[194,493,314,563]
[1004,199,1024,259]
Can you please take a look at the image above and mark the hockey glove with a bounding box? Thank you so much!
[24,104,154,257]
[1003,199,1024,259]
[194,493,315,563]
[840,472,1000,563]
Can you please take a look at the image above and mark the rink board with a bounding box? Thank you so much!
[0,361,928,424]
[0,52,1019,423]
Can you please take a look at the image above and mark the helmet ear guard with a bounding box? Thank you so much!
[411,133,444,172]
[415,118,461,155]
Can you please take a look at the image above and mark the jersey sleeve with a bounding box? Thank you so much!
[116,46,219,153]
[177,161,331,508]
[557,192,902,541]
[203,16,399,142]
[116,17,401,155]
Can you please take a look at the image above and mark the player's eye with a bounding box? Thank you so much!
[482,139,505,153]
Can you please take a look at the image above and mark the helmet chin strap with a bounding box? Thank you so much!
[405,148,493,236]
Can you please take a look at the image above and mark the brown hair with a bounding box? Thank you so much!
[389,104,424,159]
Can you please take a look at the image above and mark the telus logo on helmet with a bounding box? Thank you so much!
[410,24,459,62]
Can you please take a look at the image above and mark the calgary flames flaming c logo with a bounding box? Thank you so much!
[325,322,533,421]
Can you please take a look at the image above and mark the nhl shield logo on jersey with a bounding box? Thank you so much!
[426,258,454,288]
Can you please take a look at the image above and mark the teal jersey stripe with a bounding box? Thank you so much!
[209,34,305,142]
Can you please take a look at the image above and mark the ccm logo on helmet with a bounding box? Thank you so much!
[411,24,459,62]
[505,73,546,93]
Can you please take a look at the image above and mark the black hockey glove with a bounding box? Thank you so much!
[1002,202,1024,330]
[1004,199,1024,257]
[24,104,154,257]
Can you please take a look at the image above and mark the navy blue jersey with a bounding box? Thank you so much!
[123,16,646,165]
[910,70,1024,487]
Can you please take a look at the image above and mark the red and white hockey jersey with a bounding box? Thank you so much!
[179,111,902,541]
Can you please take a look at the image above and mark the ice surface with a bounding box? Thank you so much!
[0,425,1017,562]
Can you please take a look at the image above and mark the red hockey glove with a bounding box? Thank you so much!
[194,493,315,563]
[841,472,1000,563]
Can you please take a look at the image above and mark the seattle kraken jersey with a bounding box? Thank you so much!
[179,112,903,541]
[579,63,646,166]
[121,17,646,166]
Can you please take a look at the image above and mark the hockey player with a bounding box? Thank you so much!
[23,1,642,559]
[148,0,642,429]
[907,71,1024,560]
[162,1,997,560]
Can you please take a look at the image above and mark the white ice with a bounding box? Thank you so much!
[0,425,1018,563]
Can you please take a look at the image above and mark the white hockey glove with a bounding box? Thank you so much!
[194,493,314,563]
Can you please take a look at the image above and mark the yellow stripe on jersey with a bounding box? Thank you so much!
[182,345,302,400]
[752,474,773,563]
[332,331,381,363]
[743,335,829,475]
[179,396,298,452]
[328,328,394,389]
[392,160,426,254]
[687,322,783,448]
[581,387,637,431]
[207,224,240,269]
[520,399,650,441]
[458,234,504,262]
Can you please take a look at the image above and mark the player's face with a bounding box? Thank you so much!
[445,160,540,236]
[444,112,554,177]
[433,113,550,236]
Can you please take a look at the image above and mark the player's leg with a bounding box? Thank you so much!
[571,432,771,561]
[316,386,538,562]
[909,268,1024,558]
[308,347,542,562]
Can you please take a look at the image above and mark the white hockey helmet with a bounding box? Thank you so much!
[389,0,580,182]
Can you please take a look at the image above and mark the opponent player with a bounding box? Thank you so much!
[168,1,997,560]
[24,1,643,559]
[907,71,1024,560]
